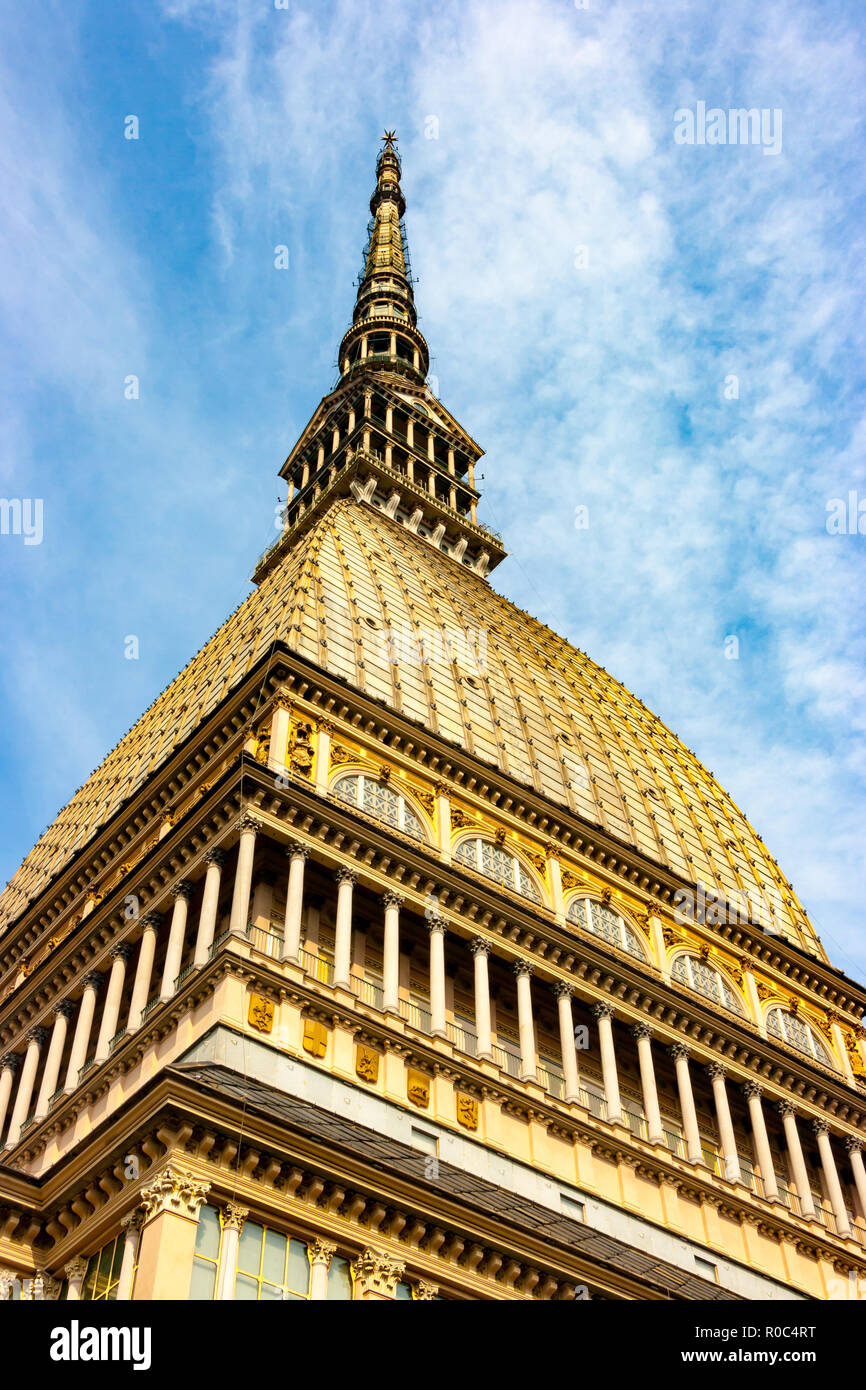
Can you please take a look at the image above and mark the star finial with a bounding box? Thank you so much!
[382,129,397,147]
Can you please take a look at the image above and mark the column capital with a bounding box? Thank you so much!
[513,959,534,979]
[382,890,404,910]
[27,1026,47,1048]
[0,1053,20,1075]
[844,1135,863,1155]
[811,1117,830,1137]
[668,1042,690,1062]
[222,1201,249,1233]
[705,1061,726,1082]
[141,910,164,932]
[53,999,76,1021]
[29,1270,62,1301]
[469,937,490,958]
[632,1023,653,1041]
[140,1164,211,1223]
[205,847,226,869]
[776,1099,797,1118]
[308,1237,337,1268]
[239,812,261,835]
[111,941,134,964]
[121,1208,146,1234]
[742,1080,763,1101]
[414,1279,439,1300]
[427,916,446,936]
[83,971,103,994]
[286,841,310,861]
[64,1256,89,1283]
[335,866,358,887]
[590,1001,614,1022]
[552,980,574,1001]
[171,880,195,902]
[351,1248,406,1298]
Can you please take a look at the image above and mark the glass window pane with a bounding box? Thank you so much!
[328,1257,353,1301]
[237,1222,263,1276]
[260,1281,284,1301]
[261,1228,287,1285]
[195,1205,221,1259]
[568,898,589,929]
[394,1281,413,1300]
[285,1239,310,1296]
[189,1258,217,1302]
[234,1272,259,1301]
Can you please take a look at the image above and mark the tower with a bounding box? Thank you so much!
[1,134,865,1304]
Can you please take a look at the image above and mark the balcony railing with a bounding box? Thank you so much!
[299,948,334,988]
[399,999,432,1035]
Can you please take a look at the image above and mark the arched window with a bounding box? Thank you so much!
[566,896,646,961]
[671,953,745,1016]
[453,836,543,904]
[333,773,425,841]
[767,1007,834,1067]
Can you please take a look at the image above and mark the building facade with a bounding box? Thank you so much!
[1,134,866,1303]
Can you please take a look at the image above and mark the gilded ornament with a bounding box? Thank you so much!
[248,993,274,1033]
[456,1093,479,1130]
[303,1018,329,1058]
[355,1043,380,1083]
[329,743,354,767]
[407,1068,430,1108]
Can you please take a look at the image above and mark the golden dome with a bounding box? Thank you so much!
[0,495,823,961]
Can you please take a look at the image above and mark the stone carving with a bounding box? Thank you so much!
[139,1164,210,1222]
[449,805,476,830]
[407,1069,430,1108]
[456,1094,479,1130]
[352,1249,406,1298]
[290,719,316,778]
[248,993,275,1033]
[329,742,355,767]
[355,1044,380,1084]
[303,1018,329,1058]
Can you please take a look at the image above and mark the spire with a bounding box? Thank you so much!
[338,132,430,386]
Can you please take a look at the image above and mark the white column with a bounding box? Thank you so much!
[514,962,537,1082]
[553,982,580,1102]
[0,1055,20,1143]
[193,848,225,967]
[4,1027,46,1148]
[670,1043,703,1163]
[127,912,161,1032]
[63,973,102,1094]
[470,939,493,1060]
[382,891,402,1013]
[813,1120,851,1238]
[707,1063,741,1184]
[591,1002,622,1124]
[282,843,309,963]
[34,1001,74,1119]
[846,1138,866,1222]
[334,868,356,989]
[633,1024,664,1144]
[309,1238,336,1301]
[215,1202,249,1300]
[229,814,259,935]
[315,720,332,795]
[64,1256,89,1301]
[778,1101,816,1219]
[94,943,133,1062]
[743,1082,779,1201]
[116,1210,144,1301]
[428,917,447,1038]
[160,881,194,1000]
[268,699,291,772]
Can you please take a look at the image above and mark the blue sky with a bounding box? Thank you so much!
[1,0,865,979]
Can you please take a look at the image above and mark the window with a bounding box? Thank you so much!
[328,1256,353,1301]
[236,1221,311,1301]
[560,1195,586,1222]
[81,1234,125,1301]
[410,1127,439,1156]
[566,897,646,961]
[695,1256,719,1284]
[454,837,542,904]
[333,773,425,840]
[766,1008,834,1067]
[190,1204,222,1300]
[671,954,745,1016]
